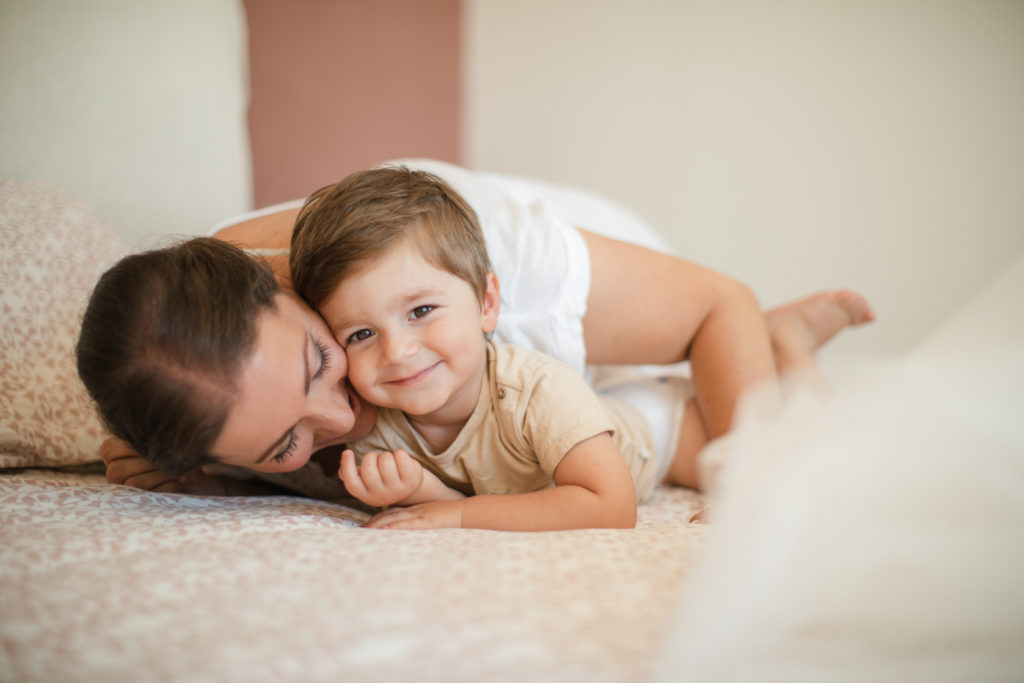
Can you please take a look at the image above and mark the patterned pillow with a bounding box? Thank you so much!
[0,180,130,467]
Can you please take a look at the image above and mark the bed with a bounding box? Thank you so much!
[2,180,1022,682]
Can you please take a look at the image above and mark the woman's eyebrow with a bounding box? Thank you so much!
[256,335,312,464]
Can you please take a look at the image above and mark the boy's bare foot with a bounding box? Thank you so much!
[765,290,875,372]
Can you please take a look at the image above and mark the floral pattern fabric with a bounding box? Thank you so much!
[0,470,705,682]
[0,181,129,468]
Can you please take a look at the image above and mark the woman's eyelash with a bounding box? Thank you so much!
[272,431,298,464]
[312,338,332,379]
[270,337,330,466]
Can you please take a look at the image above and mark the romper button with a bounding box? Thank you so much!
[497,388,506,399]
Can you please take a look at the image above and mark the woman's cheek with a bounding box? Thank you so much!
[330,340,349,382]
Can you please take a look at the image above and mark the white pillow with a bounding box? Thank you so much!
[0,180,129,468]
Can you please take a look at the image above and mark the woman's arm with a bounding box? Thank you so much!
[363,433,637,531]
[212,207,301,289]
[212,208,298,250]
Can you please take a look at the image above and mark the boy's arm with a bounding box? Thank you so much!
[364,432,637,531]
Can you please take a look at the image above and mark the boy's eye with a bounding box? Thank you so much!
[410,305,434,320]
[346,329,373,345]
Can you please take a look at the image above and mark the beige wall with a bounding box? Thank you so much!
[463,0,1024,354]
[0,0,251,249]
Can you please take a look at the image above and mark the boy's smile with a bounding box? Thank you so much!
[387,361,442,386]
[319,240,500,432]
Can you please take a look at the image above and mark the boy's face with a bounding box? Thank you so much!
[319,240,499,424]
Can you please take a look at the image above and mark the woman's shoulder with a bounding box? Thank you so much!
[210,203,302,249]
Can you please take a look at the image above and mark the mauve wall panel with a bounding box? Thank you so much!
[245,0,460,206]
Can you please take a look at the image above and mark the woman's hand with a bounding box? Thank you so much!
[101,438,185,493]
[100,437,229,495]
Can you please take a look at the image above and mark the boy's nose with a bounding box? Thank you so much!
[383,329,418,362]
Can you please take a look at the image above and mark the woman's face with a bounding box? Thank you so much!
[211,292,377,473]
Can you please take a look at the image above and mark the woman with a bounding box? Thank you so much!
[83,159,873,497]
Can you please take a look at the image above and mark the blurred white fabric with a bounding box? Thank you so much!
[655,253,1024,681]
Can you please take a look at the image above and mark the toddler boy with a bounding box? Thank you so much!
[290,166,685,530]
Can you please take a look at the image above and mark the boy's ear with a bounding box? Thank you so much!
[481,271,500,333]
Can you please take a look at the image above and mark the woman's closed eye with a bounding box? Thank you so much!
[312,337,333,380]
[271,430,299,464]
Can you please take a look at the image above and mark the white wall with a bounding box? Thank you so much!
[463,0,1024,355]
[0,0,252,249]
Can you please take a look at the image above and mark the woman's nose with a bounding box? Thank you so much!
[307,382,355,440]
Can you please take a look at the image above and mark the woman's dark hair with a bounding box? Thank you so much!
[76,237,280,477]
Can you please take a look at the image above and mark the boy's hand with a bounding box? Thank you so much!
[339,448,425,508]
[364,500,465,530]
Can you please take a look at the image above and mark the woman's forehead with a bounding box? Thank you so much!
[278,290,334,336]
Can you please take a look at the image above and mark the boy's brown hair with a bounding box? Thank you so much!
[290,166,492,309]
